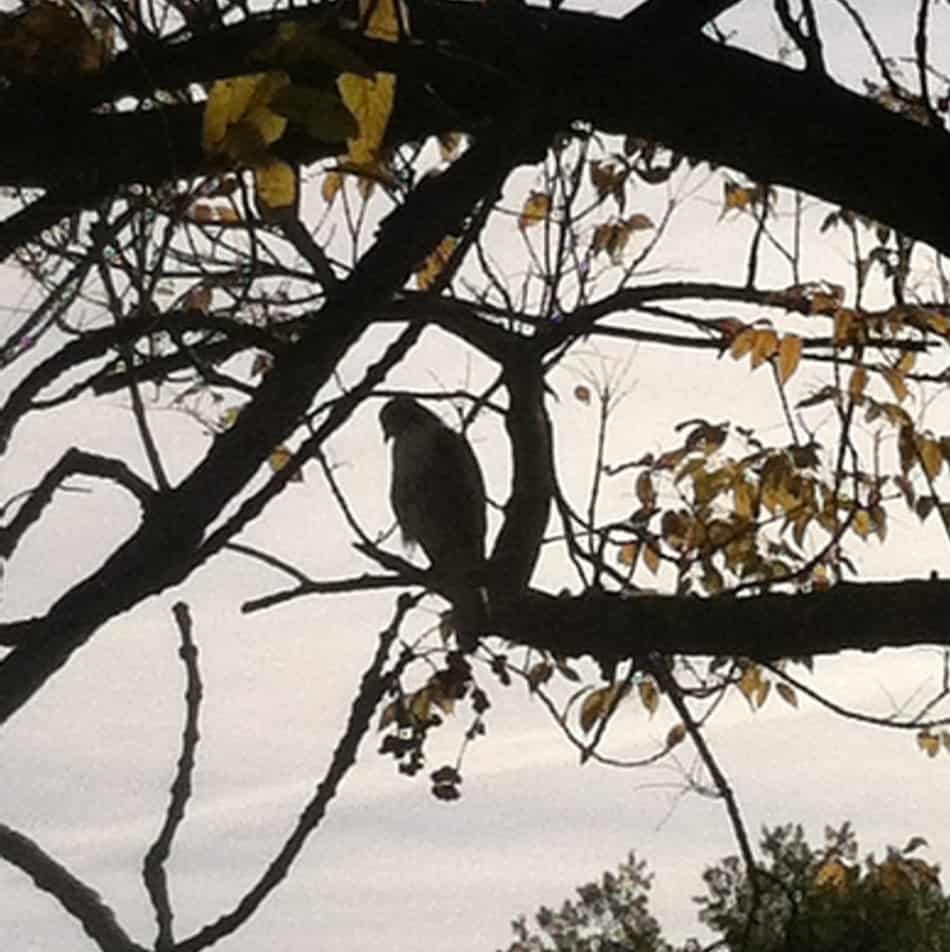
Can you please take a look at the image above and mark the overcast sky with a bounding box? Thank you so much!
[2,1,950,951]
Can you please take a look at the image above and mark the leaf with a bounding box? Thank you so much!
[642,542,661,575]
[378,700,399,730]
[337,70,395,166]
[917,730,941,758]
[580,687,609,733]
[255,159,298,215]
[269,84,358,142]
[526,662,552,691]
[848,366,868,402]
[361,0,405,42]
[322,171,343,203]
[852,509,872,539]
[414,236,458,290]
[0,1,107,79]
[519,191,552,230]
[750,329,778,370]
[666,723,686,748]
[618,542,639,566]
[202,73,291,159]
[919,438,944,479]
[625,212,655,231]
[269,445,303,480]
[730,327,756,360]
[776,683,798,708]
[816,859,849,890]
[777,334,803,384]
[638,678,659,716]
[882,367,909,403]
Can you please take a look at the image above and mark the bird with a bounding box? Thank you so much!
[379,396,487,645]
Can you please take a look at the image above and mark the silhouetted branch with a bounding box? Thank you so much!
[0,824,146,952]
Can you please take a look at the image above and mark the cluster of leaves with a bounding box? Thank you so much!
[502,851,671,952]
[615,420,867,596]
[699,823,950,952]
[200,0,403,218]
[503,824,950,952]
[377,650,489,798]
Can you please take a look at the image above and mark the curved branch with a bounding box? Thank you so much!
[0,824,147,952]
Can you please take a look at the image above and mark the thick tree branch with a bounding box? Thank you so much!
[492,579,950,665]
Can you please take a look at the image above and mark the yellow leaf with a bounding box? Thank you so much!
[618,542,639,566]
[255,159,297,213]
[739,664,765,706]
[816,859,849,891]
[849,366,868,402]
[361,0,406,42]
[777,334,803,384]
[415,236,457,290]
[917,438,943,479]
[730,327,757,360]
[882,367,908,403]
[643,542,661,575]
[269,445,303,480]
[733,480,754,519]
[580,687,608,733]
[750,329,778,370]
[852,509,872,539]
[219,406,242,429]
[897,351,917,374]
[338,71,395,166]
[638,678,660,716]
[519,191,552,230]
[322,171,343,204]
[918,729,941,757]
[203,73,290,159]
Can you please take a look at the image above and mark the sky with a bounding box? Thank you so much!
[2,1,950,951]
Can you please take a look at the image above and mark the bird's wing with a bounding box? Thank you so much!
[390,421,486,573]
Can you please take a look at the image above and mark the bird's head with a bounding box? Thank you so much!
[379,397,440,440]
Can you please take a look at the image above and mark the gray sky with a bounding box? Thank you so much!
[2,1,950,950]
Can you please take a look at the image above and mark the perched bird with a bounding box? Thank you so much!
[380,397,487,644]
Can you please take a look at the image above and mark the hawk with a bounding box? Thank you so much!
[380,397,487,642]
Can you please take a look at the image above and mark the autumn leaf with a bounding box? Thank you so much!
[917,729,941,757]
[638,678,660,716]
[882,367,908,403]
[919,438,944,479]
[750,329,778,370]
[776,683,798,707]
[322,171,343,204]
[730,327,756,360]
[255,159,297,216]
[269,445,303,481]
[849,366,868,402]
[776,334,803,384]
[642,542,661,574]
[519,191,552,230]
